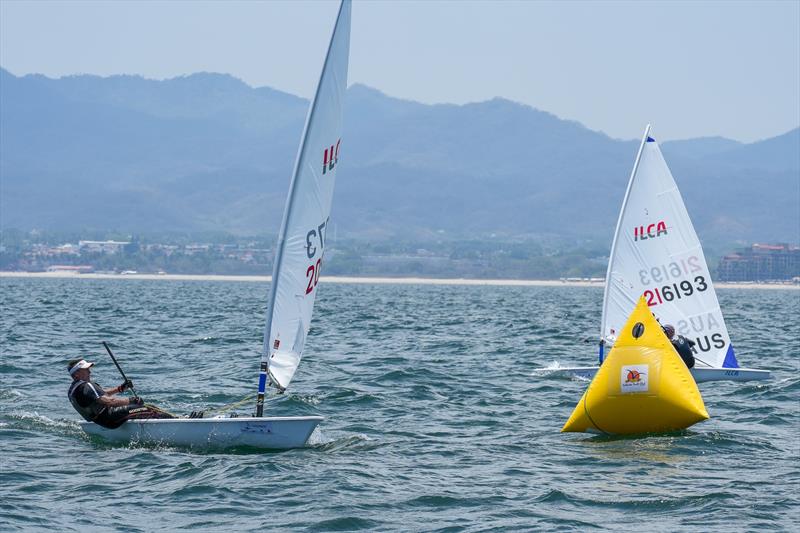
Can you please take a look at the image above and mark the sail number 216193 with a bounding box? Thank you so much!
[644,276,708,307]
[305,217,329,295]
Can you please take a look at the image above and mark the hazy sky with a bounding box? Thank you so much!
[1,0,798,142]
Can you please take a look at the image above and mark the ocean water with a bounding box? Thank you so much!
[1,277,798,532]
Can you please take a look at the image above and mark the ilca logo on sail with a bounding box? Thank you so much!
[634,220,668,242]
[322,139,341,175]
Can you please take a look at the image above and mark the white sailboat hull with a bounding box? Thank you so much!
[79,416,323,450]
[543,366,771,383]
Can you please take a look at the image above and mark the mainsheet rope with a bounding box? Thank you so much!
[137,394,263,419]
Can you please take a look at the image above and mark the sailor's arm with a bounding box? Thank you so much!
[101,380,132,396]
[96,395,135,407]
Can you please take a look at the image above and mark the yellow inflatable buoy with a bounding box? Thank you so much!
[562,296,709,435]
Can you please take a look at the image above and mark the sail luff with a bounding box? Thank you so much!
[256,0,351,413]
[599,124,651,362]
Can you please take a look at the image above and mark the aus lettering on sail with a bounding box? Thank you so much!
[634,220,668,242]
[676,312,729,355]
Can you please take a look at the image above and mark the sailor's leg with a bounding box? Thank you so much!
[125,405,177,420]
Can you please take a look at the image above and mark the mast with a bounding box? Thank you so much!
[256,0,350,417]
[598,124,651,363]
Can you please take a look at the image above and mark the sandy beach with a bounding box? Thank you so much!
[1,270,796,290]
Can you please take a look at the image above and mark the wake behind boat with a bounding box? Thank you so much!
[544,125,770,383]
[75,0,352,450]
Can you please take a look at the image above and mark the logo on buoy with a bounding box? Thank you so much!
[621,365,649,393]
[625,369,643,383]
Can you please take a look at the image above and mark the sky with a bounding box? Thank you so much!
[1,0,798,142]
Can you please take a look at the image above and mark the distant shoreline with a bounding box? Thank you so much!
[1,271,797,290]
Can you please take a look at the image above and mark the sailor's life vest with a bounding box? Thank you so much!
[68,380,109,422]
[69,379,175,428]
[671,335,696,369]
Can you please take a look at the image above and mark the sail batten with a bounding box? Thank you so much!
[600,126,738,369]
[257,1,351,405]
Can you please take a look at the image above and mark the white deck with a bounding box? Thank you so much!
[80,416,323,450]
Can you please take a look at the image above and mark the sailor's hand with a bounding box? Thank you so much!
[119,379,134,392]
[129,396,144,406]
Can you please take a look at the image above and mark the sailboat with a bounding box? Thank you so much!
[81,0,352,449]
[551,125,770,383]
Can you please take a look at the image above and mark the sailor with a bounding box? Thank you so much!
[67,358,174,428]
[662,325,696,369]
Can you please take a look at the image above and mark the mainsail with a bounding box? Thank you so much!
[600,125,739,370]
[256,0,351,413]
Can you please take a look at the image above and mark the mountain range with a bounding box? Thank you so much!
[1,67,797,248]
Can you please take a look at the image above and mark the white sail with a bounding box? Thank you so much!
[600,125,739,369]
[259,0,351,395]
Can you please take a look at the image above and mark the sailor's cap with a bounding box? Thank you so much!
[68,359,95,375]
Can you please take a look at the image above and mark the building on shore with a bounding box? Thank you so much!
[78,240,131,254]
[717,243,800,282]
